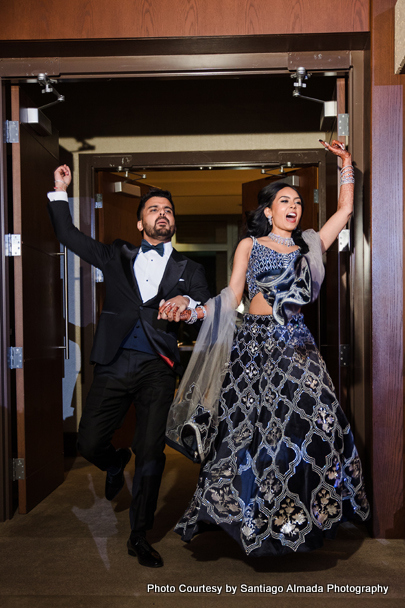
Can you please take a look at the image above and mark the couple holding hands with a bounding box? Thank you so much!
[48,139,368,568]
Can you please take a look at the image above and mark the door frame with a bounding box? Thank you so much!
[78,148,330,342]
[0,81,13,521]
[0,48,369,524]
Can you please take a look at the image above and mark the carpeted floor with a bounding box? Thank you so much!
[1,448,404,608]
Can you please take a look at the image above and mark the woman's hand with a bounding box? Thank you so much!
[54,165,71,191]
[178,306,207,322]
[158,295,190,322]
[319,139,351,164]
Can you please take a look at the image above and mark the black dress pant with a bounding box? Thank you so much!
[77,348,177,534]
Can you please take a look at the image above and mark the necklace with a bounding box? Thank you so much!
[268,231,295,247]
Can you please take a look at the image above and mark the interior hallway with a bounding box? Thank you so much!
[1,448,404,608]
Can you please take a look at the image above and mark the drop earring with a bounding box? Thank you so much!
[268,216,273,228]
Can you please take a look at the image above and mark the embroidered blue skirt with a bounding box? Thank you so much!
[174,313,370,556]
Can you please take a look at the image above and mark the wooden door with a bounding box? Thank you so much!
[320,78,351,410]
[11,86,64,513]
[95,171,152,314]
[94,170,155,448]
[242,166,320,343]
[320,150,351,411]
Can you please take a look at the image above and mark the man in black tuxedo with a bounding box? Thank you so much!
[48,165,210,568]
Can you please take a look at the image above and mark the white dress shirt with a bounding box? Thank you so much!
[135,241,197,307]
[47,191,198,308]
[135,241,173,302]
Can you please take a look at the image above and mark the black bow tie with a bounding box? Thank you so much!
[141,239,164,257]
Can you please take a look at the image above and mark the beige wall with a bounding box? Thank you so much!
[61,131,322,157]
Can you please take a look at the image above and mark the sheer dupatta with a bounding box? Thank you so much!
[165,287,238,462]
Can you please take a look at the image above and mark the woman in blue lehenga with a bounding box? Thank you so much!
[162,140,369,556]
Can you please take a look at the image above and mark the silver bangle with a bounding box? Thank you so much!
[185,308,198,324]
[340,165,354,185]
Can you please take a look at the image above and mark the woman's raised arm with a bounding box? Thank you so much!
[318,139,354,253]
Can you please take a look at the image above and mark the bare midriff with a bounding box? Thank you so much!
[248,292,301,316]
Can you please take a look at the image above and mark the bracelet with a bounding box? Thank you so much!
[199,306,207,320]
[340,165,354,185]
[185,308,198,324]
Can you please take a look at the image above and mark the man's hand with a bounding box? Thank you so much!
[54,165,71,191]
[158,296,190,322]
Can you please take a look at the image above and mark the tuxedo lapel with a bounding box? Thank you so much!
[157,249,187,301]
[120,244,142,300]
[121,245,186,305]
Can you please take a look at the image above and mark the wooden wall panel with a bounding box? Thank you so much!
[370,0,405,537]
[0,0,369,41]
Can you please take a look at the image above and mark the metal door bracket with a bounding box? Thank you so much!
[8,347,23,369]
[340,344,350,367]
[95,268,104,283]
[314,189,319,204]
[4,120,19,143]
[13,458,25,481]
[95,194,103,209]
[338,113,349,136]
[338,229,350,252]
[5,234,21,256]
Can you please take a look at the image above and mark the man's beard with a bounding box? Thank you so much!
[144,220,175,240]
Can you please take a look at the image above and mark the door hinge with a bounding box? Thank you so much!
[3,120,19,143]
[313,189,319,204]
[95,194,103,209]
[5,234,21,256]
[8,346,23,369]
[95,268,104,283]
[13,458,25,481]
[340,344,350,367]
[338,229,350,252]
[338,113,349,136]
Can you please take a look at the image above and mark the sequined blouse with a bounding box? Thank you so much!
[246,237,301,301]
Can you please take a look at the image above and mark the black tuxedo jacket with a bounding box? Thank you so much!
[48,199,210,373]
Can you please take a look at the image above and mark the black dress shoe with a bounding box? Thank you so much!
[127,536,164,568]
[105,448,131,501]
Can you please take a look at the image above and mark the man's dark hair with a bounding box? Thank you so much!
[137,188,175,221]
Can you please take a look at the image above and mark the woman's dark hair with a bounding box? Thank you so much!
[137,188,175,221]
[242,181,309,253]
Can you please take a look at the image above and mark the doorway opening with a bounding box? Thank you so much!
[2,59,366,519]
[87,158,322,451]
[80,152,328,384]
